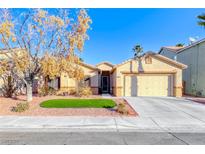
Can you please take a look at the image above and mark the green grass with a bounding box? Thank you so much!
[40,99,116,108]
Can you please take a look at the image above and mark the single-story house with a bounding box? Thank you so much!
[159,38,205,96]
[50,52,187,97]
[0,51,187,97]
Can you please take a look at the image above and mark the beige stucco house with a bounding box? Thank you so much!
[53,52,187,97]
[0,50,187,97]
[159,38,205,96]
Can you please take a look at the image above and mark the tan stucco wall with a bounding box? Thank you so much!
[96,63,113,71]
[177,41,205,96]
[60,64,99,95]
[112,56,183,97]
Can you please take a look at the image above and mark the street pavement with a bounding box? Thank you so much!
[1,131,205,145]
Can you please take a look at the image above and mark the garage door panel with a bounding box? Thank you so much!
[138,75,169,96]
[124,74,173,97]
[124,75,137,96]
[124,76,131,96]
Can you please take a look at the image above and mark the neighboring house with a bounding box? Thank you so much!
[0,51,187,97]
[159,38,205,96]
[158,46,184,60]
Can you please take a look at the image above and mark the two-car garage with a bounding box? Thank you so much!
[111,53,187,97]
[123,74,174,97]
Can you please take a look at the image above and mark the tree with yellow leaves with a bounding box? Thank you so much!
[0,9,92,101]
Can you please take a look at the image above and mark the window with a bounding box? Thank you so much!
[145,56,152,64]
[174,55,177,61]
[84,77,91,87]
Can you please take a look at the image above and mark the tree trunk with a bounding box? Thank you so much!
[76,80,79,96]
[44,76,49,94]
[26,82,33,102]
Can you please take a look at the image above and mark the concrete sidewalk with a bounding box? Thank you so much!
[0,116,157,131]
[1,116,205,133]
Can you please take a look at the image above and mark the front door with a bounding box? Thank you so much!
[102,76,109,93]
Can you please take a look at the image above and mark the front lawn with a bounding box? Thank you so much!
[40,99,116,108]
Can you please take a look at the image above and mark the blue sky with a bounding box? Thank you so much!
[5,8,205,65]
[80,8,205,65]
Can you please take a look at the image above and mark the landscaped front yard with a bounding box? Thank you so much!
[40,99,116,108]
[0,95,137,116]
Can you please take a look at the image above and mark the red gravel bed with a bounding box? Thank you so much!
[0,95,137,117]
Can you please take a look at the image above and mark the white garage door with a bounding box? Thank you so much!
[124,74,173,97]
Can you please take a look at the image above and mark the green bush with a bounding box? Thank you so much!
[11,102,29,113]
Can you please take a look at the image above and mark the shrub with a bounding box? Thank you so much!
[56,90,64,96]
[11,102,29,113]
[69,89,76,95]
[78,86,92,97]
[116,102,128,115]
[56,90,71,96]
[47,87,57,95]
[38,86,47,96]
[38,87,57,96]
[1,76,19,98]
[1,83,17,97]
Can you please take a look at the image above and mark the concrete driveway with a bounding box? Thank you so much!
[124,97,205,132]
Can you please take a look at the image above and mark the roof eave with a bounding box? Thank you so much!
[177,38,205,54]
[79,62,100,71]
[153,54,187,69]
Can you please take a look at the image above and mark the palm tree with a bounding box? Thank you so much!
[79,57,84,62]
[133,44,143,58]
[175,43,184,47]
[132,44,144,72]
[197,13,205,28]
